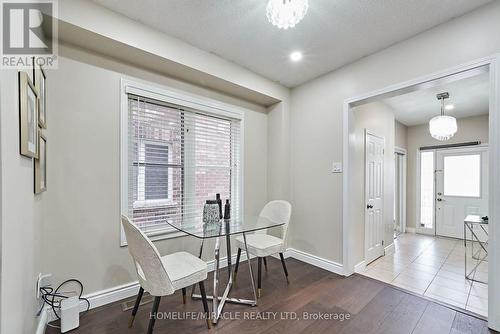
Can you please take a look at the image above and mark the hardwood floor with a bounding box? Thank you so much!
[46,257,494,334]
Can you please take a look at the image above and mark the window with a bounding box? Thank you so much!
[133,142,173,207]
[419,151,434,229]
[443,154,481,197]
[144,143,169,200]
[121,83,242,242]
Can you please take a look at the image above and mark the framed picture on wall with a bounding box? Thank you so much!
[19,71,39,158]
[34,61,47,128]
[34,130,47,194]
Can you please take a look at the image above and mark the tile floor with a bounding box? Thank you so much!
[359,233,488,317]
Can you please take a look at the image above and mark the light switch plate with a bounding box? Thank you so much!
[332,162,343,173]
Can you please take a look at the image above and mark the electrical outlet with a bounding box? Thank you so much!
[36,273,52,299]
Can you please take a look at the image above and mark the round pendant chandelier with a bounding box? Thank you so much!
[266,0,309,29]
[429,92,457,141]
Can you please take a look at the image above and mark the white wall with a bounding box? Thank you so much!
[406,114,489,229]
[41,44,271,294]
[0,70,44,334]
[351,102,396,265]
[289,0,500,265]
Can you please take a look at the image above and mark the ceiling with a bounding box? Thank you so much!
[383,72,490,126]
[90,0,491,88]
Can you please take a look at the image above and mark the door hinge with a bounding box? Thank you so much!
[382,240,384,246]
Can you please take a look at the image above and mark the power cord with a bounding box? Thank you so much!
[39,279,91,325]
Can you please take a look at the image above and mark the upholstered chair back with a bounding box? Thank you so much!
[257,200,292,241]
[121,216,175,296]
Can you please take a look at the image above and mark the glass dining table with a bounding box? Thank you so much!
[167,215,284,324]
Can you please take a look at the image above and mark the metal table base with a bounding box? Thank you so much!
[191,232,257,324]
[464,217,488,284]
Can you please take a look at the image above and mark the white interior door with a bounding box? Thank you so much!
[365,132,385,264]
[435,146,488,239]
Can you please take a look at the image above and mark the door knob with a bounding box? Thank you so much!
[367,204,373,209]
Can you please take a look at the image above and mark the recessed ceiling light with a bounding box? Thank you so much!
[445,104,455,111]
[290,51,303,62]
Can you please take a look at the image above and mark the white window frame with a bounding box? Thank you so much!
[415,149,436,235]
[133,140,175,209]
[441,151,483,198]
[120,78,245,246]
[394,147,407,235]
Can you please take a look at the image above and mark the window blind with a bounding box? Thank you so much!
[126,95,241,236]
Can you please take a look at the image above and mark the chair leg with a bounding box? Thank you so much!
[263,257,268,271]
[199,282,212,329]
[128,287,144,328]
[279,253,289,284]
[182,288,186,304]
[147,296,161,334]
[257,257,262,298]
[233,248,241,282]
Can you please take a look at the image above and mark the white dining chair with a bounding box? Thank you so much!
[233,200,292,297]
[121,216,211,334]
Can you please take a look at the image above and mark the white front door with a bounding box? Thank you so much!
[435,146,489,239]
[365,132,385,264]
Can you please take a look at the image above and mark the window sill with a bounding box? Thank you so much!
[133,200,177,209]
[148,230,186,242]
[120,227,186,247]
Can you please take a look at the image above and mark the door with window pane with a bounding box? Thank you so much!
[418,151,435,232]
[435,147,488,238]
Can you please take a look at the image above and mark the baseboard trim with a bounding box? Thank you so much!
[354,260,366,273]
[82,249,343,310]
[35,306,50,334]
[285,248,344,276]
[83,251,250,311]
[384,243,395,256]
[42,247,344,328]
[43,251,251,327]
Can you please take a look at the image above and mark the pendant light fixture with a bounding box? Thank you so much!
[266,0,309,29]
[429,92,457,141]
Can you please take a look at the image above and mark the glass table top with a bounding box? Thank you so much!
[167,215,283,239]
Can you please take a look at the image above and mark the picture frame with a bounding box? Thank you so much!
[19,71,39,158]
[34,130,47,194]
[34,60,47,128]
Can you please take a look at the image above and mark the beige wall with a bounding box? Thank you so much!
[2,3,291,330]
[395,120,408,150]
[0,70,44,334]
[289,1,500,266]
[406,114,489,229]
[351,102,396,264]
[3,1,500,331]
[41,44,271,295]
